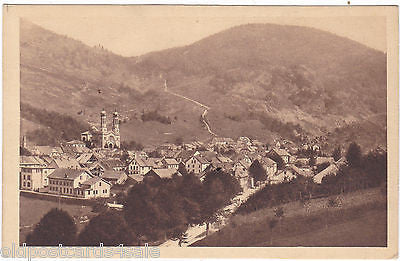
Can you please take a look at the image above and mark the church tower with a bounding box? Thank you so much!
[112,110,119,134]
[101,109,107,133]
[101,109,107,148]
[112,110,120,148]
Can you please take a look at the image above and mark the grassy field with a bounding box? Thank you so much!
[192,188,387,247]
[262,208,387,247]
[19,194,96,243]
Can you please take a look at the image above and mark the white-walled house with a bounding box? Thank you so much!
[20,156,55,191]
[48,168,110,198]
[80,177,111,199]
[233,159,251,189]
[185,155,210,174]
[127,157,153,175]
[162,158,179,169]
[260,157,278,177]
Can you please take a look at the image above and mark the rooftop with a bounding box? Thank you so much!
[48,168,88,180]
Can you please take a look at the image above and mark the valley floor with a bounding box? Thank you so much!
[191,187,387,247]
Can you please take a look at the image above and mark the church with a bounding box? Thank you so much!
[81,109,121,149]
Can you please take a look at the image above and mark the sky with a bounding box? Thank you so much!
[23,6,387,57]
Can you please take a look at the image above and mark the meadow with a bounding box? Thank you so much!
[19,194,95,243]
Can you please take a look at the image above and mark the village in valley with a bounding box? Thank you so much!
[19,106,384,247]
[17,17,388,248]
[20,108,344,201]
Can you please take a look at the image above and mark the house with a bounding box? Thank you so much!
[27,146,63,157]
[88,161,106,176]
[99,159,125,172]
[315,156,335,166]
[76,153,99,167]
[48,156,81,169]
[80,177,111,199]
[185,155,211,174]
[100,170,128,185]
[251,139,265,147]
[162,158,179,169]
[290,165,314,178]
[237,147,253,156]
[61,141,91,156]
[127,150,148,160]
[48,168,110,198]
[128,174,144,184]
[127,156,154,175]
[40,155,54,165]
[260,157,278,176]
[183,143,197,151]
[313,164,339,184]
[233,159,251,189]
[267,148,291,164]
[48,168,92,197]
[65,140,86,148]
[157,143,180,156]
[295,157,310,167]
[214,156,234,171]
[313,158,346,184]
[163,150,181,159]
[269,168,296,184]
[145,168,182,180]
[237,136,252,146]
[175,150,196,163]
[212,137,234,146]
[192,141,205,149]
[147,158,164,169]
[20,156,55,191]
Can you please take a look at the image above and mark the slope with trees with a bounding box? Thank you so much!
[21,20,387,148]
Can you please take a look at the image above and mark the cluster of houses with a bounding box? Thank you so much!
[19,140,128,199]
[20,111,346,200]
[20,134,346,201]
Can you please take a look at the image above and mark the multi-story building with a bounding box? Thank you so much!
[162,158,179,169]
[127,156,153,175]
[185,155,210,174]
[20,156,55,191]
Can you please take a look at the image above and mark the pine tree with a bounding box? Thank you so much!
[346,142,362,168]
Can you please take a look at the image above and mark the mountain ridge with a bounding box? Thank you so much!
[20,19,387,151]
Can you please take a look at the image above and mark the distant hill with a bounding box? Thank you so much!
[20,20,387,150]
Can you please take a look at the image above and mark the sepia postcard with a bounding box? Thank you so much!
[3,4,399,259]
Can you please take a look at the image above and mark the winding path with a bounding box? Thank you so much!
[164,80,217,136]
